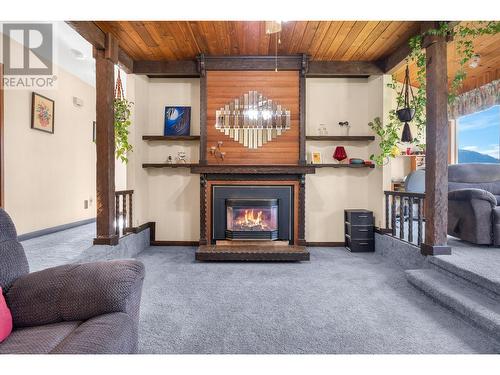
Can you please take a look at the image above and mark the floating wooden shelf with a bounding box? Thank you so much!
[142,163,198,168]
[311,163,375,169]
[142,135,200,141]
[306,135,375,141]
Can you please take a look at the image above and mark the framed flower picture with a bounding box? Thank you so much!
[31,92,55,134]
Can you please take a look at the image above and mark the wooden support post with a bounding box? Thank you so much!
[198,55,207,166]
[93,47,118,245]
[421,29,451,256]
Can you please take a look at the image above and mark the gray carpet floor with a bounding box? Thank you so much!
[19,225,500,354]
[21,223,95,272]
[135,246,500,354]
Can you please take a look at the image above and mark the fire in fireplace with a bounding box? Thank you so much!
[225,199,278,240]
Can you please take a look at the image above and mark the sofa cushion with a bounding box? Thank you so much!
[0,209,29,290]
[50,312,135,354]
[0,287,12,342]
[0,321,80,354]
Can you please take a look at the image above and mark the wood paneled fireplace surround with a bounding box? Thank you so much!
[195,66,312,261]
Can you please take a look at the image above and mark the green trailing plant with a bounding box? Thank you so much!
[368,117,401,166]
[369,21,500,165]
[114,97,133,163]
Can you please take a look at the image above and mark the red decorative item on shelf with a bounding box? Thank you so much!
[333,146,347,163]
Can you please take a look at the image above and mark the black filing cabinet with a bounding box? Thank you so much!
[344,209,374,252]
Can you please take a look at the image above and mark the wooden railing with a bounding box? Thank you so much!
[115,190,134,237]
[384,190,425,246]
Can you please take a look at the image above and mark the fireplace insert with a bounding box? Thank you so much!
[225,199,278,240]
[212,185,293,243]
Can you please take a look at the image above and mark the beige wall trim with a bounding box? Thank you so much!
[17,218,96,242]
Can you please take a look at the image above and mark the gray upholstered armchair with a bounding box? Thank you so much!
[0,208,145,354]
[448,163,500,246]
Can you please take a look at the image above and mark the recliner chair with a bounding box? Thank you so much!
[448,163,500,246]
[0,208,145,354]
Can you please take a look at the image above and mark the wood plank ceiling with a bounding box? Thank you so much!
[393,21,500,93]
[94,21,422,62]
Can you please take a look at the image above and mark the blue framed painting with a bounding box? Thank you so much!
[164,106,191,136]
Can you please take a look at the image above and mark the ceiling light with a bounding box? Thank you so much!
[469,54,480,68]
[265,21,282,35]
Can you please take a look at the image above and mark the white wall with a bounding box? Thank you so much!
[127,77,200,240]
[305,77,385,241]
[128,75,390,242]
[4,67,97,235]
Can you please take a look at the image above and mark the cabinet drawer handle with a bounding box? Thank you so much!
[358,215,368,218]
[358,229,369,232]
[359,242,369,245]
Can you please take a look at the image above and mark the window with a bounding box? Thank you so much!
[457,105,500,164]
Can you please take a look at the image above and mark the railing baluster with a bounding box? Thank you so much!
[408,197,414,244]
[417,198,423,246]
[399,196,405,240]
[128,192,134,228]
[115,194,120,236]
[391,195,397,236]
[385,193,389,230]
[122,194,127,230]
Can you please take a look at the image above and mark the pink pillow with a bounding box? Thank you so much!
[0,287,13,342]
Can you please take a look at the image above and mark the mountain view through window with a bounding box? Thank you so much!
[458,105,500,164]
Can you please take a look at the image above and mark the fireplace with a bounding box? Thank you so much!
[212,185,293,243]
[225,199,279,240]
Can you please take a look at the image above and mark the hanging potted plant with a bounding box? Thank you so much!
[114,70,133,163]
[396,64,415,143]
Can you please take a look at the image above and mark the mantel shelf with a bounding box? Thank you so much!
[190,165,316,174]
[311,163,375,169]
[142,135,200,141]
[142,163,375,171]
[306,135,375,141]
[143,163,198,168]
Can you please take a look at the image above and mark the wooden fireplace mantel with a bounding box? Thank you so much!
[190,165,316,175]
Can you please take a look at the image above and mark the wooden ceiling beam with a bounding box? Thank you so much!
[307,61,382,76]
[134,56,383,77]
[377,21,460,74]
[66,21,134,73]
[133,60,199,76]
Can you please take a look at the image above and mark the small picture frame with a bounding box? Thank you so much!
[311,151,322,164]
[164,106,191,136]
[31,92,55,134]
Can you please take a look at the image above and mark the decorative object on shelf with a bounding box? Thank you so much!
[397,65,415,143]
[338,121,350,136]
[164,106,191,136]
[364,160,373,166]
[209,141,226,162]
[176,151,188,164]
[349,158,364,165]
[333,146,347,164]
[311,152,322,164]
[391,146,401,157]
[166,155,173,164]
[114,70,133,163]
[215,90,291,149]
[317,124,328,135]
[31,92,55,134]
